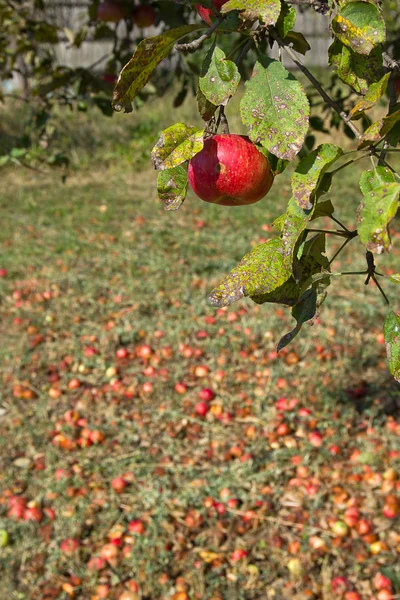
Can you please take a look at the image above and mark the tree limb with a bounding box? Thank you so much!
[175,17,223,53]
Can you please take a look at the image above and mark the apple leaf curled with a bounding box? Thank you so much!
[208,238,291,308]
[384,311,400,383]
[291,144,343,210]
[157,166,188,211]
[220,0,281,26]
[277,289,317,351]
[275,1,296,39]
[112,24,204,112]
[357,182,400,255]
[348,73,391,120]
[332,1,386,56]
[241,57,310,161]
[199,46,241,107]
[358,108,400,149]
[151,123,204,170]
[328,40,384,96]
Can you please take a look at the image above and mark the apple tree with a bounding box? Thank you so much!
[112,0,400,382]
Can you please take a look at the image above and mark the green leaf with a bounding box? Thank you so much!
[359,165,395,196]
[332,1,386,56]
[277,289,317,351]
[291,144,343,210]
[251,234,329,306]
[311,199,335,221]
[349,73,391,120]
[0,155,10,167]
[358,108,400,149]
[389,274,400,285]
[328,40,384,95]
[276,0,296,38]
[241,57,309,161]
[199,46,241,106]
[358,182,400,254]
[284,31,310,55]
[208,237,291,308]
[196,86,217,122]
[384,311,400,383]
[151,123,204,170]
[112,24,204,112]
[258,148,289,175]
[157,166,188,211]
[220,0,281,26]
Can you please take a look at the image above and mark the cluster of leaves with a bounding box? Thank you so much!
[0,0,196,170]
[112,0,400,382]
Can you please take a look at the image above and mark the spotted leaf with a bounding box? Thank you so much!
[384,311,400,383]
[208,237,291,308]
[151,123,204,170]
[332,2,386,56]
[240,57,310,161]
[199,46,241,106]
[357,182,400,254]
[220,0,281,26]
[157,166,188,211]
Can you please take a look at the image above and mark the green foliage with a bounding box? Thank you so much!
[358,181,400,254]
[240,57,310,160]
[221,0,282,25]
[112,24,204,112]
[199,45,241,106]
[332,1,386,56]
[384,310,400,382]
[151,123,204,169]
[157,165,188,210]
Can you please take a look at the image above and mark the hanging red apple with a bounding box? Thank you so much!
[195,0,228,25]
[188,134,274,206]
[97,1,124,22]
[132,4,156,27]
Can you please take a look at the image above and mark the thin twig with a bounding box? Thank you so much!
[175,17,223,53]
[328,236,354,266]
[269,29,362,140]
[329,215,350,233]
[306,228,349,237]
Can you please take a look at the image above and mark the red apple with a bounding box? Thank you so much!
[111,477,127,493]
[128,519,145,534]
[132,4,156,27]
[188,135,274,206]
[23,506,43,522]
[97,1,124,22]
[195,0,227,25]
[198,388,215,402]
[374,572,393,591]
[195,401,210,417]
[60,538,80,554]
[0,268,7,277]
[230,548,248,562]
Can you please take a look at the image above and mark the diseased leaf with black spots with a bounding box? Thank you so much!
[208,237,291,308]
[151,123,204,170]
[384,311,400,383]
[157,166,188,211]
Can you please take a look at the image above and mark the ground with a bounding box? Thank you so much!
[0,100,399,600]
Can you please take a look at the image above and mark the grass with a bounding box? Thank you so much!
[0,96,399,600]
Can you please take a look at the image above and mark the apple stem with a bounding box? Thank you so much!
[218,106,230,134]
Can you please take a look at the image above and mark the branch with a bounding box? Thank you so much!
[269,29,362,141]
[175,17,223,53]
[382,52,400,73]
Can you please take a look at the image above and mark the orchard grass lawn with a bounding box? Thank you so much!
[0,106,400,599]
